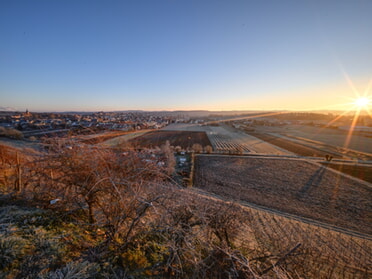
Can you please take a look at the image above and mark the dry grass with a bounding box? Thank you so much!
[0,127,23,140]
[77,130,139,144]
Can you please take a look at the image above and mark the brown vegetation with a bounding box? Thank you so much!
[0,141,281,278]
[1,142,371,278]
[78,130,143,144]
[0,127,24,140]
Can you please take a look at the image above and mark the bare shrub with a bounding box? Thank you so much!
[204,145,213,154]
[192,143,203,153]
[161,140,176,175]
[0,128,24,139]
[35,140,166,226]
[137,192,262,278]
[4,139,358,278]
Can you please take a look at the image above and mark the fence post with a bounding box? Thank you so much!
[15,152,22,192]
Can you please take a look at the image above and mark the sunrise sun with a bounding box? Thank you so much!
[354,97,370,108]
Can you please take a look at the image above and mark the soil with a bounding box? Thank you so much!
[130,130,212,149]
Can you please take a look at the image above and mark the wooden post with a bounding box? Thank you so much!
[15,152,22,192]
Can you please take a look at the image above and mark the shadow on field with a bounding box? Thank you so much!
[298,165,328,196]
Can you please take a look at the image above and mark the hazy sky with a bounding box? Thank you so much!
[1,0,371,112]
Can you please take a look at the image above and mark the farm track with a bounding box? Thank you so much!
[191,187,372,241]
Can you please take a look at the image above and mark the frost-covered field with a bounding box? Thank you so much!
[194,155,372,235]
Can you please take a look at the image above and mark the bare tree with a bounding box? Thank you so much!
[161,140,176,175]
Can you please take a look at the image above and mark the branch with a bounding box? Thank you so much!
[260,243,301,275]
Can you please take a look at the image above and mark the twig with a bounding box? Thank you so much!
[260,243,301,275]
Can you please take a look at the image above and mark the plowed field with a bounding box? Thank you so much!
[130,130,211,149]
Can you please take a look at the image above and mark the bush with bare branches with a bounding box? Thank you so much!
[3,140,357,278]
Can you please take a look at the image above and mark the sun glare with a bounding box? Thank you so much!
[354,97,370,108]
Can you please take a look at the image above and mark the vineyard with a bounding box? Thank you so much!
[246,213,370,278]
[208,132,251,153]
[162,124,290,155]
[204,125,289,154]
[191,154,372,278]
[194,155,372,235]
[188,188,371,278]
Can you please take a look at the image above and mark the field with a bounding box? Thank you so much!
[98,130,150,147]
[78,130,143,144]
[194,155,372,235]
[252,124,372,155]
[163,123,290,155]
[248,132,342,158]
[129,130,211,149]
[320,162,372,184]
[207,125,290,154]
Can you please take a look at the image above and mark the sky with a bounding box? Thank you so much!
[1,0,372,112]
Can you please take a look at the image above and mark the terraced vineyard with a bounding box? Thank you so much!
[246,208,371,278]
[189,188,371,278]
[208,132,251,153]
[206,125,290,154]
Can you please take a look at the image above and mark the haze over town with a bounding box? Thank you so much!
[1,0,372,112]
